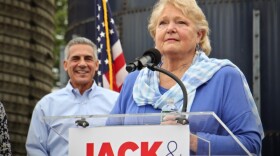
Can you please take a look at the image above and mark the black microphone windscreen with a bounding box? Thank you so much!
[143,48,161,66]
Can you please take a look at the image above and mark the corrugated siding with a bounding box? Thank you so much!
[66,0,95,41]
[121,11,154,62]
[255,0,280,130]
[0,0,55,155]
[199,1,254,87]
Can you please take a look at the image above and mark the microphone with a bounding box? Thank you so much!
[126,48,161,72]
[147,64,189,125]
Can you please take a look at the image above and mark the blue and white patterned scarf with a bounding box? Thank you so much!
[133,51,260,116]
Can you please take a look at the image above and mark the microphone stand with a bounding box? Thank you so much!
[147,63,189,125]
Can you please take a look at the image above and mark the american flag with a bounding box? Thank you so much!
[95,0,127,92]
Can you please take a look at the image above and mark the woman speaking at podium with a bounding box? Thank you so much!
[109,0,264,155]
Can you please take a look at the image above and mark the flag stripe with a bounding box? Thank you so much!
[112,40,123,60]
[113,53,126,74]
[116,65,127,87]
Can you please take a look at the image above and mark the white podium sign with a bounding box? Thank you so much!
[69,125,190,156]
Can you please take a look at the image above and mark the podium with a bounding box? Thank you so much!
[44,112,252,156]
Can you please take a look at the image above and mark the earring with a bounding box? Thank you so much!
[195,43,201,52]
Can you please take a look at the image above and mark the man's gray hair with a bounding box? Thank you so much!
[64,37,98,60]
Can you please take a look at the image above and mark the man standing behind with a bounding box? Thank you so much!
[26,37,119,155]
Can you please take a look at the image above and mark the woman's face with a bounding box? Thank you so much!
[155,4,202,58]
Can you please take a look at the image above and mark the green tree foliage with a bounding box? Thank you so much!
[54,0,67,68]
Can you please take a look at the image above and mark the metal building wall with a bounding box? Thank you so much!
[254,0,280,130]
[115,0,156,62]
[66,0,280,154]
[253,0,280,155]
[199,1,254,86]
[0,0,55,155]
[66,0,96,42]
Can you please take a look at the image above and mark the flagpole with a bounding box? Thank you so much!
[102,0,114,90]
